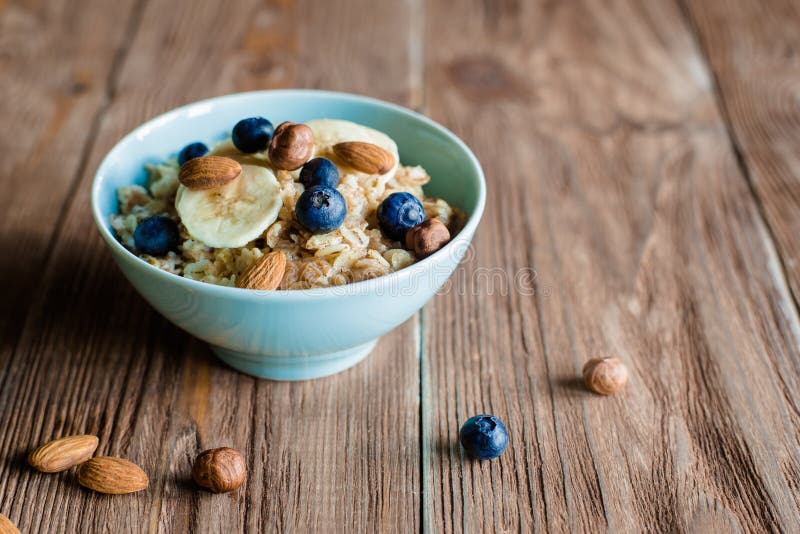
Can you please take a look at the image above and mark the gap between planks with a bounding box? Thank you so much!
[675,0,800,321]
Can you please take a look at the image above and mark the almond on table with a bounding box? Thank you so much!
[77,457,148,494]
[0,514,21,534]
[27,435,99,473]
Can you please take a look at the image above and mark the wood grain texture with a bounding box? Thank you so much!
[0,0,421,532]
[681,0,800,309]
[2,0,800,532]
[421,0,800,532]
[0,0,140,405]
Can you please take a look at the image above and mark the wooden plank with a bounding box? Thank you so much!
[421,0,800,531]
[0,0,140,381]
[0,0,142,527]
[681,0,800,307]
[0,0,421,532]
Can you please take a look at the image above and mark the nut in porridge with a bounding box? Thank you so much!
[405,218,450,258]
[236,251,286,290]
[178,155,242,190]
[333,141,395,175]
[268,122,315,170]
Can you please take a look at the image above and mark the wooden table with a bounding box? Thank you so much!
[2,0,800,532]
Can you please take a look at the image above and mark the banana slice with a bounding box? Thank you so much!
[175,164,282,248]
[306,119,399,180]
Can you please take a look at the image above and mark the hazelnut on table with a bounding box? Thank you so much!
[582,357,628,395]
[192,447,246,493]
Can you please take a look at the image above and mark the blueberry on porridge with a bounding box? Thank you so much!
[178,142,209,166]
[232,116,274,153]
[295,185,347,234]
[133,215,180,256]
[110,118,466,290]
[377,192,426,241]
[299,157,339,189]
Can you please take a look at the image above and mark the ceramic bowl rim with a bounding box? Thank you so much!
[90,89,486,301]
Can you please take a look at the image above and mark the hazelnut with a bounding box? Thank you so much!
[268,122,314,170]
[405,219,450,258]
[192,447,246,493]
[582,357,628,395]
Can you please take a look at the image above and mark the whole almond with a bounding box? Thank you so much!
[192,447,246,493]
[28,434,99,473]
[268,122,314,170]
[405,218,451,258]
[179,156,242,190]
[77,457,148,494]
[236,251,286,290]
[332,142,395,174]
[0,514,20,534]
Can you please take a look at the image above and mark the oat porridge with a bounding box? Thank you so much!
[110,117,466,290]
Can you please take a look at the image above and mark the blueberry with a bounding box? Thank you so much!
[295,186,347,234]
[133,215,180,256]
[299,157,340,188]
[377,192,426,241]
[232,117,274,153]
[177,142,209,166]
[459,415,509,460]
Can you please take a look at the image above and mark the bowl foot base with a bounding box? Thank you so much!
[210,338,378,380]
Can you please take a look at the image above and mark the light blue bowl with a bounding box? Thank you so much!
[91,90,486,380]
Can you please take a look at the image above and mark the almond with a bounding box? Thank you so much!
[28,434,99,473]
[0,514,20,534]
[77,457,148,494]
[236,251,286,290]
[179,155,242,190]
[332,142,395,174]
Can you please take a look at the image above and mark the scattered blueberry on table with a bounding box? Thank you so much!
[299,157,340,188]
[295,185,347,234]
[133,215,180,256]
[232,116,274,153]
[177,142,209,166]
[377,192,426,241]
[459,415,508,460]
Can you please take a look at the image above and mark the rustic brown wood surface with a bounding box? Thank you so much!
[682,0,800,307]
[1,0,799,532]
